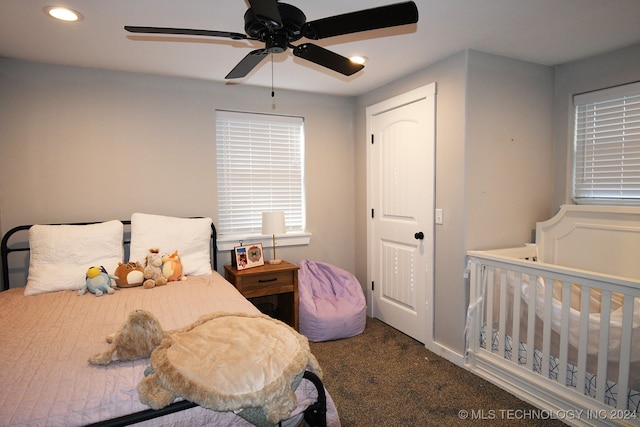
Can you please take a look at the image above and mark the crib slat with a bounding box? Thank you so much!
[469,261,483,353]
[525,275,537,371]
[486,267,494,351]
[541,277,553,378]
[511,271,522,364]
[595,290,612,402]
[575,284,591,396]
[498,269,508,359]
[616,294,634,410]
[558,281,571,386]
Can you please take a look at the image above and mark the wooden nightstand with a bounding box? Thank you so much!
[224,261,299,331]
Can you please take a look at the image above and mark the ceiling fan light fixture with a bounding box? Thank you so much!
[43,6,83,22]
[349,55,368,65]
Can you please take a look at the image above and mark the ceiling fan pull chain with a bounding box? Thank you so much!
[271,53,275,98]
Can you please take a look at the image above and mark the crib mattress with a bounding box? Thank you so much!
[0,273,333,426]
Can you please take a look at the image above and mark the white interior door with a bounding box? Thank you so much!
[366,83,436,344]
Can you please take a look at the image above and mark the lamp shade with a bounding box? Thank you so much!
[262,211,285,235]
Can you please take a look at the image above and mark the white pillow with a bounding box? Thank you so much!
[25,220,124,296]
[129,213,213,276]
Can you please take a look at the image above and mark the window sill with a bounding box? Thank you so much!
[217,232,311,251]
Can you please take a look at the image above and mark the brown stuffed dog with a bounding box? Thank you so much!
[88,310,165,365]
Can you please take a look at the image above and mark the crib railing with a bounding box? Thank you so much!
[467,247,640,424]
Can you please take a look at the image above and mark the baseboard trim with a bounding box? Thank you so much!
[425,341,465,367]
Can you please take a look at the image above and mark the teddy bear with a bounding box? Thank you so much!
[88,310,165,365]
[79,266,118,297]
[114,261,144,288]
[162,250,186,282]
[143,249,168,289]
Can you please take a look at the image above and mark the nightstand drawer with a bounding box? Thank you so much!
[236,270,294,294]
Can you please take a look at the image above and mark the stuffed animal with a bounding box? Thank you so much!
[88,310,165,365]
[79,266,118,297]
[162,250,186,282]
[143,249,167,289]
[114,261,144,288]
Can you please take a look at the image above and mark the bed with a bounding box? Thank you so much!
[0,213,340,427]
[467,205,640,426]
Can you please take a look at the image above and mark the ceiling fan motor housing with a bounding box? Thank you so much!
[244,3,306,49]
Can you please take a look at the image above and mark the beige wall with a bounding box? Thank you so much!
[0,58,357,284]
[4,42,636,358]
[465,50,555,250]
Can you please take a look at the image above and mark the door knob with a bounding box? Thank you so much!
[414,231,424,240]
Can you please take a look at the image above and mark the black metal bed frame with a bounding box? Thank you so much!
[0,221,327,427]
[83,370,326,427]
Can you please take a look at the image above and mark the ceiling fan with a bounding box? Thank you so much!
[124,1,418,80]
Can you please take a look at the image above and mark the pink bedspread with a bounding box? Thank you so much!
[0,273,339,426]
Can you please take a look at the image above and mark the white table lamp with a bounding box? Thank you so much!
[262,211,285,264]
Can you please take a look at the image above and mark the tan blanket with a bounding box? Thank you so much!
[138,312,322,425]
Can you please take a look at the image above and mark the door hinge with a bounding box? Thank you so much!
[371,208,374,218]
[371,134,374,144]
[371,281,375,291]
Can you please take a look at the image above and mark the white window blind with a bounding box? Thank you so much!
[216,110,305,236]
[573,82,640,204]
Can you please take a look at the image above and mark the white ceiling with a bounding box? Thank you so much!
[1,0,639,96]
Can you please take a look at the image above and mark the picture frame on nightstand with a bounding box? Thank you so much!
[233,243,264,270]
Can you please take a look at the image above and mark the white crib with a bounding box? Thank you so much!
[467,205,640,427]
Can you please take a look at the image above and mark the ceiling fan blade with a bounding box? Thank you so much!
[225,49,270,79]
[293,43,364,76]
[247,0,282,29]
[302,1,419,40]
[124,26,249,40]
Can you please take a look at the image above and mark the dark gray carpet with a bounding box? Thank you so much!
[309,317,566,426]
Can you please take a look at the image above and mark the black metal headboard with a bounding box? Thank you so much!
[0,220,218,292]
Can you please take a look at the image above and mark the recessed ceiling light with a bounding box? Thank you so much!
[43,6,83,22]
[350,56,368,65]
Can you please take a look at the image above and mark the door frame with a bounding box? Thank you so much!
[366,83,436,346]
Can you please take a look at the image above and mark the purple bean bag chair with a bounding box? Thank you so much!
[297,259,366,342]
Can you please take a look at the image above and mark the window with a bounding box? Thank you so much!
[216,110,306,245]
[573,82,640,204]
